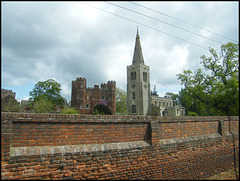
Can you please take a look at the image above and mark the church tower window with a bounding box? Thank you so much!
[132,105,136,113]
[143,72,147,82]
[131,72,136,80]
[132,92,135,99]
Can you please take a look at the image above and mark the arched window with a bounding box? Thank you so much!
[131,72,136,80]
[143,72,147,82]
[162,111,165,116]
[132,92,135,99]
[132,105,136,113]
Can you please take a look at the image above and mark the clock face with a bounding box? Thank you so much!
[131,84,136,89]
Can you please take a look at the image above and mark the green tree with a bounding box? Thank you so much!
[177,42,239,116]
[32,96,54,113]
[29,79,65,112]
[151,85,158,96]
[165,92,180,105]
[116,87,127,114]
[1,97,20,112]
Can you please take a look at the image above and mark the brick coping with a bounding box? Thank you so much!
[11,131,239,157]
[2,112,239,123]
[10,141,151,156]
[159,132,238,148]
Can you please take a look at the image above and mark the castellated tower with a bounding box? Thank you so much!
[71,77,86,112]
[71,77,116,115]
[127,30,151,115]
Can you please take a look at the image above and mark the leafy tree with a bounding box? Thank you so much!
[1,97,20,112]
[151,85,158,96]
[165,92,180,105]
[61,107,79,115]
[177,42,239,116]
[116,87,127,114]
[32,96,54,113]
[93,100,111,115]
[187,111,199,116]
[29,79,65,111]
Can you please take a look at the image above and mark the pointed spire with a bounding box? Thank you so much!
[132,28,144,65]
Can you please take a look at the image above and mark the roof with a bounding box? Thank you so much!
[132,29,145,65]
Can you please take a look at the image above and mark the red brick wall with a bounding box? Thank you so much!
[11,122,150,147]
[159,121,219,139]
[1,113,239,180]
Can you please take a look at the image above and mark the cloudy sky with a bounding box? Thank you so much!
[1,1,239,102]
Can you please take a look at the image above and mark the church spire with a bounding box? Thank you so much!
[132,28,144,65]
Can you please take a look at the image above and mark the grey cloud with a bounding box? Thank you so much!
[1,2,238,101]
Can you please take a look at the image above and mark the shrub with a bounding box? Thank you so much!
[187,111,199,116]
[93,102,111,115]
[61,107,79,115]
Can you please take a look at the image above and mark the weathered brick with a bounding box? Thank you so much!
[1,113,239,180]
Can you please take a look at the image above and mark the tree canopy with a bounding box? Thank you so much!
[116,87,127,114]
[32,96,54,113]
[177,42,239,116]
[29,79,65,112]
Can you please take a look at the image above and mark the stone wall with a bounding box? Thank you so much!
[1,112,239,180]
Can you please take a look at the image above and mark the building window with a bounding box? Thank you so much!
[102,96,105,100]
[163,102,165,107]
[77,95,80,99]
[132,92,135,99]
[87,96,89,100]
[143,72,147,82]
[80,105,83,109]
[86,104,89,109]
[132,105,136,113]
[131,72,136,80]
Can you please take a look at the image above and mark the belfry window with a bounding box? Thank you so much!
[143,72,147,82]
[132,105,136,113]
[132,92,135,99]
[131,72,136,80]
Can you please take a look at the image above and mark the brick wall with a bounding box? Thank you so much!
[1,113,239,180]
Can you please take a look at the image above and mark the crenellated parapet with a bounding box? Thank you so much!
[71,77,116,114]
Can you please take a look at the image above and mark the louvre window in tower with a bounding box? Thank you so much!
[143,72,147,82]
[132,105,136,113]
[131,72,136,80]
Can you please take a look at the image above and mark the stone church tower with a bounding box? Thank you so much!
[127,30,151,115]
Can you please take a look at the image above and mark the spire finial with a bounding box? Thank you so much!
[137,26,139,35]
